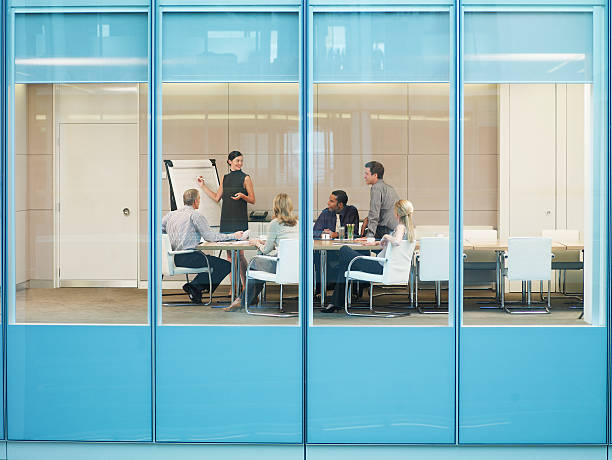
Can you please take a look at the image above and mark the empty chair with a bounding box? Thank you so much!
[417,237,449,313]
[344,240,416,317]
[245,238,299,317]
[541,229,583,301]
[463,229,500,303]
[161,234,213,306]
[502,237,553,314]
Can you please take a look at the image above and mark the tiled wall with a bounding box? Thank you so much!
[314,83,498,226]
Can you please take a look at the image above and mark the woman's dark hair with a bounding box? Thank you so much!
[227,150,243,164]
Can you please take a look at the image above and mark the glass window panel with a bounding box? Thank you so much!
[15,13,148,83]
[160,82,300,325]
[311,11,451,326]
[462,12,603,327]
[14,82,148,324]
[162,12,299,82]
[464,12,593,83]
[314,12,450,82]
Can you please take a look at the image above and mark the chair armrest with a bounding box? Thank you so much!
[253,255,279,263]
[347,255,382,272]
[246,254,279,274]
[169,249,197,255]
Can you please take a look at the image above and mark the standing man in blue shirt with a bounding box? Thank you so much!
[313,190,360,295]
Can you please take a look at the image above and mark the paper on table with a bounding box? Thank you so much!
[238,229,250,241]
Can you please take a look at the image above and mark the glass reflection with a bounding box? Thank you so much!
[160,83,300,325]
[14,83,148,324]
[462,83,589,326]
[312,83,450,325]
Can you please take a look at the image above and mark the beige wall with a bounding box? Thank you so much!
[15,84,54,285]
[314,83,499,227]
[161,82,299,220]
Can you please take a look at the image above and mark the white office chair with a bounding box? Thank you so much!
[416,237,449,314]
[245,238,299,317]
[541,229,583,302]
[162,234,213,306]
[344,240,416,317]
[502,237,553,314]
[463,229,500,304]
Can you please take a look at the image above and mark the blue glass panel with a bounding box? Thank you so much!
[313,12,450,82]
[308,327,455,444]
[156,326,302,442]
[8,326,151,441]
[459,327,606,444]
[15,13,148,83]
[464,12,593,83]
[162,12,299,82]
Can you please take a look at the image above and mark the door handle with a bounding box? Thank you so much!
[123,208,130,216]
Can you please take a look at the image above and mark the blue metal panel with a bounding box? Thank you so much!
[14,13,148,83]
[464,12,593,83]
[160,0,300,5]
[307,327,455,444]
[7,325,152,441]
[313,11,450,82]
[7,441,304,460]
[459,327,607,444]
[155,326,303,442]
[162,12,299,82]
[307,445,608,460]
[464,0,603,6]
[311,0,452,4]
[10,1,148,7]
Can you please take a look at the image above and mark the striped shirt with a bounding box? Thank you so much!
[162,206,234,251]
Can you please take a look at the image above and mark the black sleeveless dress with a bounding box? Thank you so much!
[220,169,249,232]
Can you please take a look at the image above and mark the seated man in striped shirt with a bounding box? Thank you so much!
[162,189,243,303]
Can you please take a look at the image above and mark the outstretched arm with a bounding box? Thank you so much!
[198,176,223,202]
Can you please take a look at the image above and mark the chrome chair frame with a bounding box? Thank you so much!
[245,255,298,318]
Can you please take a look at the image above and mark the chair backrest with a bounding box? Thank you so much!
[418,237,450,281]
[507,237,552,281]
[464,229,498,243]
[541,229,581,241]
[275,239,300,284]
[161,234,175,276]
[381,240,417,285]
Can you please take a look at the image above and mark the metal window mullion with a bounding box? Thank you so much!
[148,0,160,443]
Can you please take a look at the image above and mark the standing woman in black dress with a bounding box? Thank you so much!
[198,151,256,288]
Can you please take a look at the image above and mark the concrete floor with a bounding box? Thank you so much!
[15,286,586,326]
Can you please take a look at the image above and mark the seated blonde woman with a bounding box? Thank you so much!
[225,193,299,312]
[321,199,415,313]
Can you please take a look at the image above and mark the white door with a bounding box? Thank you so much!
[59,123,138,284]
[508,84,557,236]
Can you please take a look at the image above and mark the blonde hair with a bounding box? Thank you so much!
[273,193,298,226]
[183,188,199,206]
[394,200,415,242]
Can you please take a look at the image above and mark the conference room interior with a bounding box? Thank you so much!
[13,81,590,326]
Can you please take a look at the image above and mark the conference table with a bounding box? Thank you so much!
[196,238,584,308]
[196,241,257,302]
[315,238,584,309]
